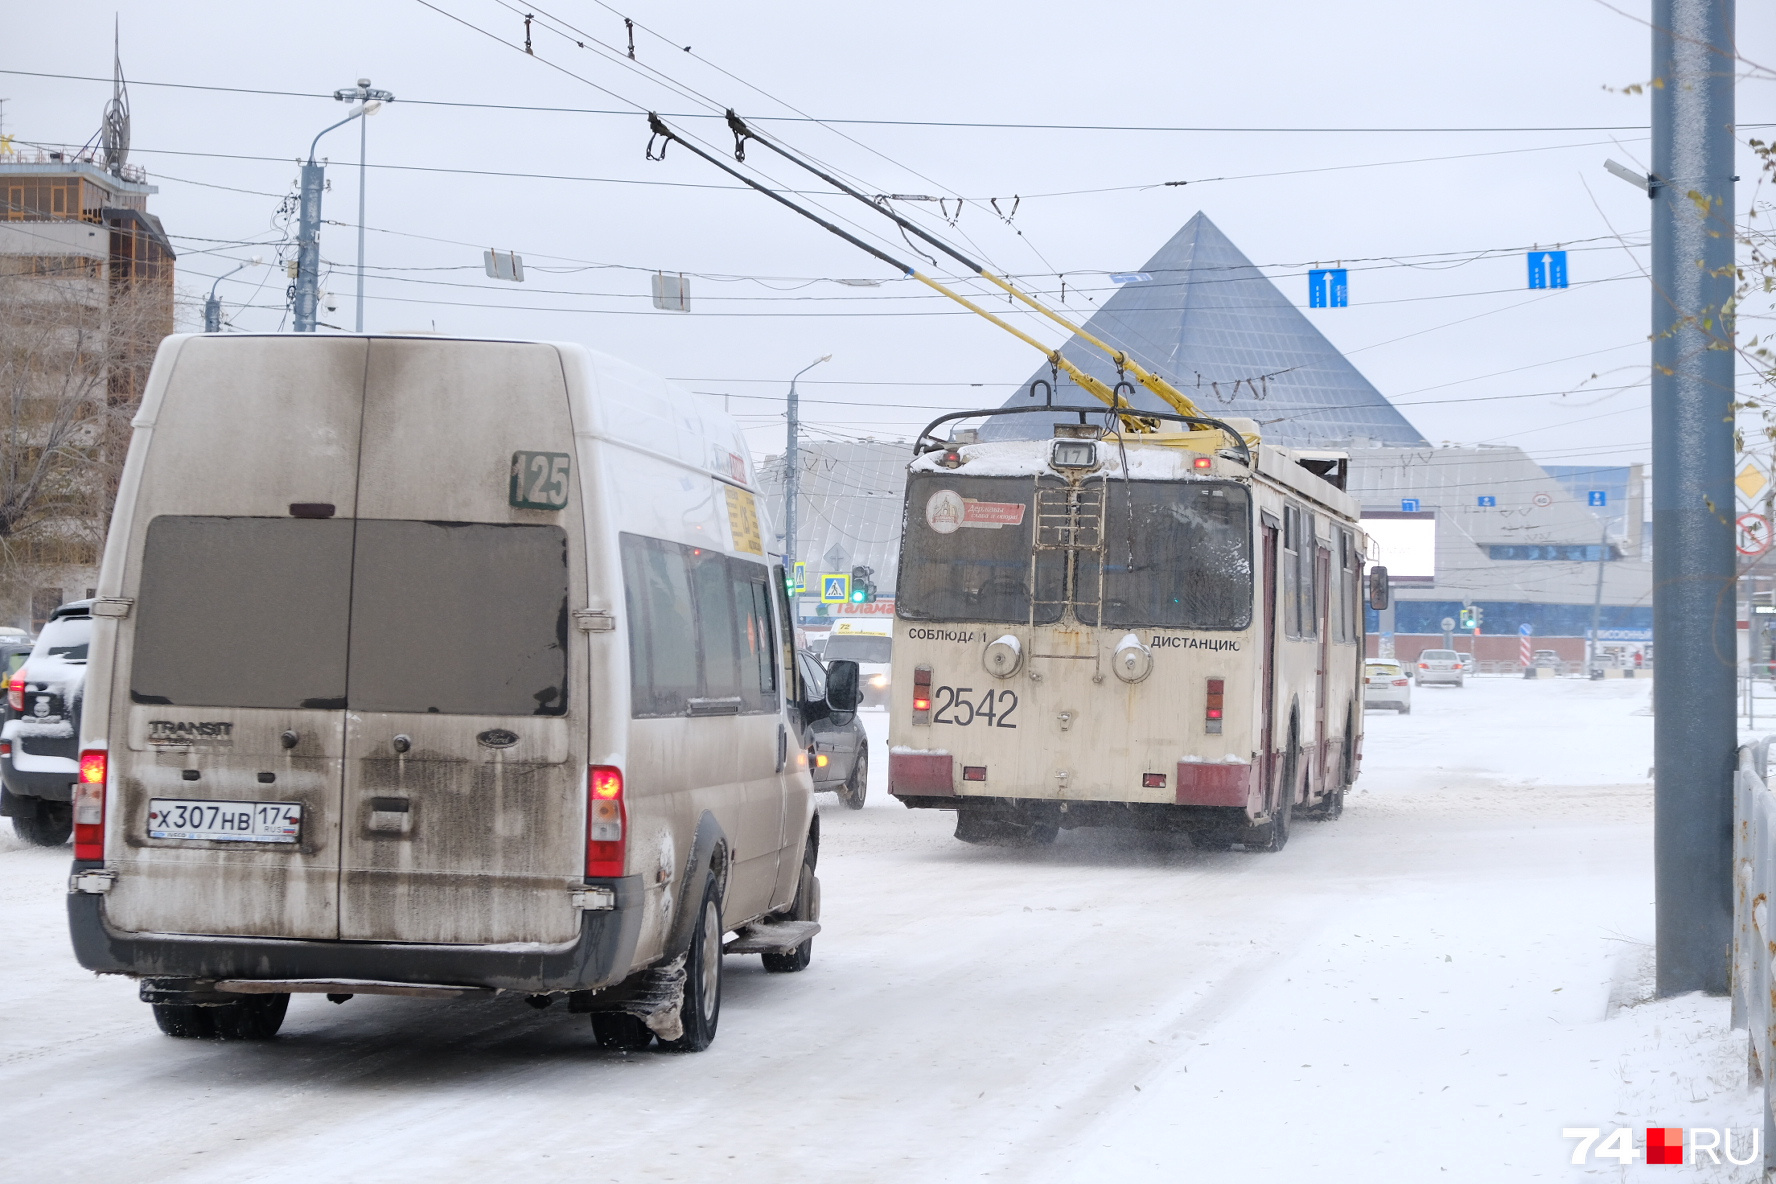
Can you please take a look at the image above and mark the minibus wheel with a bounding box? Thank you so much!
[11,799,71,847]
[151,1003,216,1039]
[660,877,722,1052]
[209,993,289,1040]
[763,860,817,973]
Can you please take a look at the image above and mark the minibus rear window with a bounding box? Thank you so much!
[132,516,354,709]
[347,520,569,716]
[823,635,892,664]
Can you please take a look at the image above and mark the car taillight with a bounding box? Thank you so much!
[913,664,933,719]
[74,749,107,861]
[1393,678,1409,686]
[7,669,23,713]
[586,765,625,878]
[1418,663,1428,670]
[1205,678,1224,735]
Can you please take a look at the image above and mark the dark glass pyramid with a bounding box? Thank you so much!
[980,212,1427,447]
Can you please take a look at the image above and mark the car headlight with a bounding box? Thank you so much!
[870,674,889,687]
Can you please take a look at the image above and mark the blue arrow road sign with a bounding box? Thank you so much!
[1109,273,1151,284]
[1401,498,1420,512]
[1478,496,1497,507]
[1588,490,1607,507]
[1528,250,1569,289]
[1519,623,1533,636]
[1309,269,1348,308]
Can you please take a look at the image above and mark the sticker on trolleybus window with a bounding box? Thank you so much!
[925,489,1027,535]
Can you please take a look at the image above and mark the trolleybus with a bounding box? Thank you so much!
[887,407,1378,851]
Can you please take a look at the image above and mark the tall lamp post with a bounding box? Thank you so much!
[293,86,389,333]
[333,78,395,333]
[783,354,832,590]
[204,256,262,333]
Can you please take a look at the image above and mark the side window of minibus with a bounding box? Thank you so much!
[733,562,778,712]
[620,533,699,717]
[772,567,802,706]
[689,548,745,702]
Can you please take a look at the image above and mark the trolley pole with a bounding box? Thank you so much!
[1651,0,1737,997]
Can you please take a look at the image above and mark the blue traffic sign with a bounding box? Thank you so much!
[1109,272,1151,284]
[1528,250,1568,289]
[1478,495,1497,507]
[1401,498,1420,512]
[1519,623,1533,636]
[1309,269,1348,308]
[821,574,851,603]
[1587,490,1607,507]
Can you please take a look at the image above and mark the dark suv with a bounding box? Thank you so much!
[1,600,92,846]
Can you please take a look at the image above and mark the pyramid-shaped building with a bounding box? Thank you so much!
[982,213,1427,447]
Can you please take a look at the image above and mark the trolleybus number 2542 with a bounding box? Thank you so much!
[929,686,1018,728]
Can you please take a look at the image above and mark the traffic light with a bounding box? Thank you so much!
[1472,605,1484,630]
[1459,607,1475,631]
[849,565,876,604]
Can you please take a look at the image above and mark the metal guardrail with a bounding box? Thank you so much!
[1731,734,1776,1173]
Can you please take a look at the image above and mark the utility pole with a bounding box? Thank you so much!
[1651,0,1737,997]
[782,355,831,587]
[1587,525,1609,677]
[293,87,389,333]
[332,78,394,333]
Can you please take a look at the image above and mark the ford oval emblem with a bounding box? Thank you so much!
[477,728,519,749]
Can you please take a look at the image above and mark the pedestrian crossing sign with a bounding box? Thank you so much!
[821,574,851,603]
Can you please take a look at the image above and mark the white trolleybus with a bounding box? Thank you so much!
[886,405,1379,851]
[641,109,1387,849]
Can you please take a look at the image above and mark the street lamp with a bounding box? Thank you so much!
[333,79,394,333]
[292,80,392,333]
[783,354,832,591]
[204,256,263,333]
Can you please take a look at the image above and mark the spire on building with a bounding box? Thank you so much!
[101,19,130,179]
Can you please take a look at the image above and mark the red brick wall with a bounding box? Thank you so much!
[1364,634,1586,663]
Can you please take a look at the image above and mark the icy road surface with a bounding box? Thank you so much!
[0,677,1758,1182]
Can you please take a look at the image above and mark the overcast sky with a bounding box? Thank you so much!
[6,0,1772,468]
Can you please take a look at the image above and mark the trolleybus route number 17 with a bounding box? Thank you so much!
[930,686,1018,728]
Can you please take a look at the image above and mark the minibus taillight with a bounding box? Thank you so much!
[6,669,23,714]
[912,665,933,723]
[74,749,107,861]
[586,765,626,878]
[1205,678,1225,735]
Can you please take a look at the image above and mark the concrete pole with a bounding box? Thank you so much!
[783,355,830,586]
[293,161,325,333]
[1651,0,1737,997]
[1587,526,1609,676]
[356,111,367,333]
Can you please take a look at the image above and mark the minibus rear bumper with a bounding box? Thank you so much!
[66,866,646,995]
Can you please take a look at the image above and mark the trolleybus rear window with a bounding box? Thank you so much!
[897,475,1063,625]
[1079,481,1253,631]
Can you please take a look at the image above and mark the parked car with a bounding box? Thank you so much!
[1457,652,1476,675]
[1,601,90,846]
[1531,649,1562,669]
[1415,648,1465,688]
[1364,659,1412,714]
[797,651,868,809]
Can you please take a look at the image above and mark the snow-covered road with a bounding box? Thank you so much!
[1,676,1758,1182]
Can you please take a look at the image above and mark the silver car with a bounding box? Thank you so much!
[1364,659,1412,713]
[1415,649,1465,688]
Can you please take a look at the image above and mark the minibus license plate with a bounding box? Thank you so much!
[147,799,302,843]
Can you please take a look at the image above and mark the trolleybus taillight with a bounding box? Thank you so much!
[912,665,933,723]
[1205,678,1225,735]
[586,765,626,878]
[74,749,107,861]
